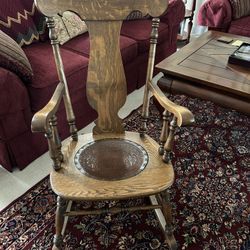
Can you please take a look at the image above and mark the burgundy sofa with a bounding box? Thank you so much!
[197,0,250,37]
[0,0,185,172]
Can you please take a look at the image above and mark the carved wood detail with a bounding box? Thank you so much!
[35,0,168,20]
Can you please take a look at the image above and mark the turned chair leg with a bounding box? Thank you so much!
[160,190,177,250]
[53,196,67,250]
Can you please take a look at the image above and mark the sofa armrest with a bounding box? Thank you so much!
[197,0,232,31]
[0,68,30,116]
[160,0,185,26]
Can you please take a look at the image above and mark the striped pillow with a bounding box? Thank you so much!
[0,31,33,82]
[229,0,250,19]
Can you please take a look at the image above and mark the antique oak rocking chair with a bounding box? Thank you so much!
[32,0,194,249]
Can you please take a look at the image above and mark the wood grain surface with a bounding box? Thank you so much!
[32,1,179,248]
[35,0,168,134]
[31,82,64,133]
[50,132,174,200]
[35,0,168,20]
[157,31,250,99]
[86,20,125,134]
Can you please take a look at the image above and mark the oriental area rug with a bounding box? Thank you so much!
[1,95,249,250]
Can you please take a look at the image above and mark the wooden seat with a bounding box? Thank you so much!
[32,0,194,249]
[51,132,174,200]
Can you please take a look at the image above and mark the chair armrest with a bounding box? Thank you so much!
[31,82,65,133]
[197,0,232,31]
[149,73,194,127]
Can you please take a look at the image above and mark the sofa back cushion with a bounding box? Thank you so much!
[0,0,46,47]
[228,15,250,37]
[229,0,250,19]
[0,31,33,82]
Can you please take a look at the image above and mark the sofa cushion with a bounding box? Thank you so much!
[23,42,89,111]
[0,31,33,82]
[63,33,138,65]
[54,11,88,45]
[228,16,250,37]
[197,0,233,30]
[121,19,169,53]
[229,0,250,19]
[0,0,45,46]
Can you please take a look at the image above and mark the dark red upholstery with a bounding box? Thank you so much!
[228,16,250,37]
[23,42,89,111]
[121,20,169,53]
[0,69,30,116]
[198,0,250,37]
[0,0,45,46]
[0,0,185,171]
[63,34,138,65]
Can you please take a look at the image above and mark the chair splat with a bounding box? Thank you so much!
[86,20,126,134]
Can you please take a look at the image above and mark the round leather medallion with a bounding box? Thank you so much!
[74,139,149,181]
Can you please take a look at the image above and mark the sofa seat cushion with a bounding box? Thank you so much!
[121,19,169,53]
[23,42,89,112]
[62,33,138,64]
[228,16,250,37]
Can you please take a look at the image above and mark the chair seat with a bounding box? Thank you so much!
[50,131,174,200]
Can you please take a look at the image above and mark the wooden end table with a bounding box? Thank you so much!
[156,31,250,115]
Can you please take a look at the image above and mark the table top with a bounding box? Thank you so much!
[156,31,250,99]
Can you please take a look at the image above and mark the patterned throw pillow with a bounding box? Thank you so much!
[126,10,144,20]
[0,31,33,82]
[0,0,46,47]
[229,0,250,19]
[54,11,88,45]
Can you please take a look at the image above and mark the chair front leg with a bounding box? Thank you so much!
[53,196,67,250]
[162,116,177,163]
[159,110,169,155]
[160,190,177,250]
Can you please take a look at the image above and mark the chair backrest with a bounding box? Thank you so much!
[35,0,168,134]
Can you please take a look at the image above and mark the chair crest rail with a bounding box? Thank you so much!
[34,0,168,20]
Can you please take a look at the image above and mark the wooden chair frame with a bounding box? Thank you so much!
[32,0,194,249]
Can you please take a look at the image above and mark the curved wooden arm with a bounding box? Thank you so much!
[149,73,195,126]
[31,82,65,133]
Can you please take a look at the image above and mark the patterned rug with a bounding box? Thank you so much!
[1,95,249,250]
